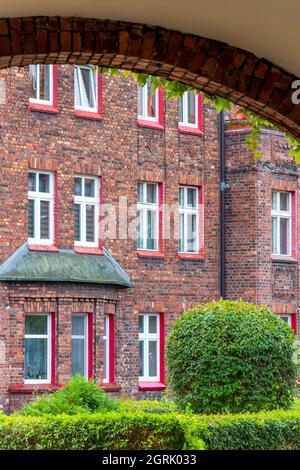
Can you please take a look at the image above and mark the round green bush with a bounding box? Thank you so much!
[166,299,298,414]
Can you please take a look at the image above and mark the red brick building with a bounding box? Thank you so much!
[0,64,297,412]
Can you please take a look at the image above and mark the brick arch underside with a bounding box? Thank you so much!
[0,16,300,139]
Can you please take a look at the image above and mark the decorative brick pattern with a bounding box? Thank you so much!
[0,17,299,139]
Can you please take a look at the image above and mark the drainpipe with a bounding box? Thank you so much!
[219,109,228,298]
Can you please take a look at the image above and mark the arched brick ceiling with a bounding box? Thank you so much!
[0,14,299,139]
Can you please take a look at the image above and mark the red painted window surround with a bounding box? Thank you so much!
[137,182,165,258]
[28,172,59,253]
[100,314,118,390]
[271,190,297,261]
[28,65,59,114]
[178,185,204,261]
[291,314,297,335]
[74,176,104,256]
[178,94,203,136]
[74,73,103,121]
[139,313,166,391]
[137,87,164,131]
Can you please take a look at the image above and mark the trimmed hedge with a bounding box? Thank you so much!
[0,412,204,450]
[166,299,298,414]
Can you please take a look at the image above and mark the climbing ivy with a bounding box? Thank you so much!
[98,67,300,163]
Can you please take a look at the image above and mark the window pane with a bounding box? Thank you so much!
[103,337,108,381]
[271,217,278,254]
[149,315,158,334]
[138,182,144,203]
[146,210,157,250]
[104,315,108,337]
[187,213,197,252]
[86,205,95,242]
[28,199,35,238]
[74,204,81,241]
[84,178,95,198]
[72,338,86,376]
[146,183,157,204]
[271,191,278,210]
[25,315,48,335]
[40,200,50,239]
[138,86,144,116]
[179,213,185,252]
[29,65,38,99]
[137,210,143,249]
[280,192,290,211]
[39,65,51,102]
[139,315,144,334]
[74,68,81,106]
[79,68,96,109]
[179,187,184,208]
[139,341,144,377]
[28,173,36,192]
[187,91,196,124]
[279,218,290,255]
[147,80,156,118]
[148,341,158,377]
[72,316,85,336]
[178,96,183,123]
[75,177,82,196]
[25,338,48,380]
[39,173,50,193]
[187,187,197,207]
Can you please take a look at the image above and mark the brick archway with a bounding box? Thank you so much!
[1,16,300,139]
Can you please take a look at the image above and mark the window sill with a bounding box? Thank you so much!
[138,382,166,391]
[28,244,59,252]
[271,256,297,264]
[74,110,103,121]
[74,246,103,255]
[178,252,204,260]
[29,103,59,114]
[137,119,164,131]
[137,251,165,259]
[100,383,122,392]
[177,125,203,136]
[9,384,60,394]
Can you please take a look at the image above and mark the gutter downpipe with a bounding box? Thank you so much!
[219,109,227,299]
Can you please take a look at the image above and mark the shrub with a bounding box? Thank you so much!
[18,375,120,416]
[166,299,298,414]
[120,399,178,414]
[0,412,203,450]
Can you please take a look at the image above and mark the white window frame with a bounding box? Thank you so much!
[29,64,54,106]
[137,182,159,251]
[74,65,98,113]
[278,314,292,328]
[139,314,160,382]
[271,191,292,256]
[71,314,88,380]
[74,175,100,248]
[138,78,159,122]
[179,186,199,254]
[24,314,51,384]
[103,315,110,384]
[179,91,198,128]
[28,170,54,246]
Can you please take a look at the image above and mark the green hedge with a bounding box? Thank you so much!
[0,412,203,450]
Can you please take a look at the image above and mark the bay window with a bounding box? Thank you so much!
[74,176,100,247]
[179,186,199,253]
[25,314,51,384]
[28,171,54,246]
[271,191,292,256]
[139,314,160,382]
[137,182,159,251]
[71,314,88,378]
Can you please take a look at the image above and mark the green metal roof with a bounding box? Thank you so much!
[0,243,131,287]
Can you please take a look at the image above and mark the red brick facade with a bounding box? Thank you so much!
[0,65,298,412]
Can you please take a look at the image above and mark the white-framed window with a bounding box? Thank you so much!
[74,176,100,247]
[74,65,98,113]
[28,171,54,245]
[178,91,197,128]
[103,315,110,383]
[137,182,159,251]
[29,64,53,105]
[72,314,88,379]
[278,314,292,327]
[179,186,199,253]
[138,78,159,121]
[271,191,292,256]
[139,314,160,382]
[25,314,51,384]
